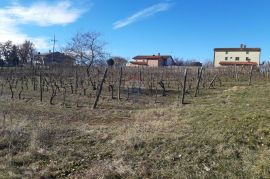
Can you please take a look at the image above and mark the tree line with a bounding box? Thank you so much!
[0,31,129,68]
[0,40,35,67]
[2,31,216,68]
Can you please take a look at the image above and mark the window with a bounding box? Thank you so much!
[230,57,233,59]
[246,57,250,61]
[225,51,228,54]
[225,57,228,61]
[246,51,249,54]
[235,57,240,61]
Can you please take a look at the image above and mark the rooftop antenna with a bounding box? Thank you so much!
[51,35,57,63]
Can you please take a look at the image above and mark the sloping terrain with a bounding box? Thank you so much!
[0,83,270,178]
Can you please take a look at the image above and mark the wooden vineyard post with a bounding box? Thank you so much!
[150,73,153,95]
[75,69,78,94]
[92,67,108,109]
[181,68,188,105]
[40,72,43,102]
[127,87,130,100]
[62,86,67,106]
[194,67,203,97]
[117,67,122,101]
[139,69,142,93]
[9,81,14,99]
[248,65,254,86]
[154,86,158,103]
[209,74,218,89]
[50,83,57,105]
[18,85,23,100]
[109,85,114,99]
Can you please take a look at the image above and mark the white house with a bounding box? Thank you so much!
[214,44,261,67]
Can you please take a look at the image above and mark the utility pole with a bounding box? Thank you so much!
[51,35,57,63]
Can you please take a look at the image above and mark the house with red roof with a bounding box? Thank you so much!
[127,53,174,67]
[214,44,261,67]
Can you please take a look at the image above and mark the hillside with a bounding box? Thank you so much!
[0,82,270,178]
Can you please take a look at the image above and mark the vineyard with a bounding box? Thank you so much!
[1,65,270,178]
[0,65,266,108]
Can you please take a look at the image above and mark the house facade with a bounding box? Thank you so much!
[36,52,75,66]
[214,44,261,67]
[127,54,174,67]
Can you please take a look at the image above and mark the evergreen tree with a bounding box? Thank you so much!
[7,45,19,66]
[0,59,5,67]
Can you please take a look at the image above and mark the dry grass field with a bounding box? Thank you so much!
[0,67,270,178]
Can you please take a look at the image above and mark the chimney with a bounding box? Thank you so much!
[158,53,160,56]
[240,44,244,49]
[244,45,247,48]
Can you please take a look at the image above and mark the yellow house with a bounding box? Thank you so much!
[214,44,261,67]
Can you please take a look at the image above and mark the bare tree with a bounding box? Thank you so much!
[111,56,128,67]
[65,31,107,67]
[0,41,13,61]
[174,57,203,67]
[203,59,214,68]
[173,57,184,66]
[183,59,197,66]
[65,31,108,90]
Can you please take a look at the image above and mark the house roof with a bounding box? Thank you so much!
[133,55,172,60]
[219,61,258,66]
[42,52,75,64]
[214,48,261,52]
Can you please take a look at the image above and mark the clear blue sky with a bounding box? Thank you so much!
[1,0,270,62]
